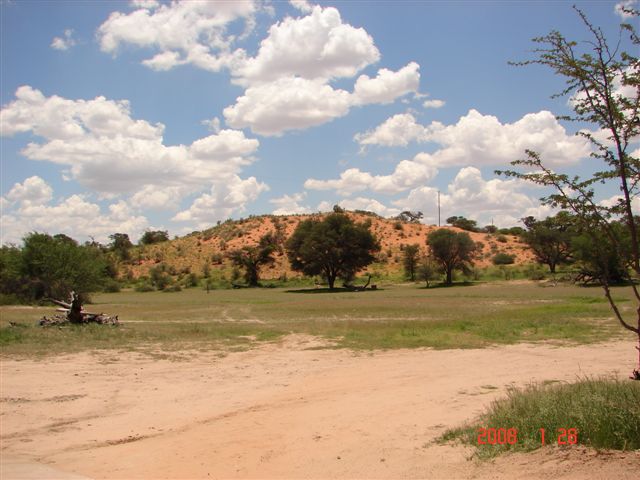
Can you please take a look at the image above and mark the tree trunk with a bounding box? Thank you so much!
[67,292,84,324]
[445,268,452,285]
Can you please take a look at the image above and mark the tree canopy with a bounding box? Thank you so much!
[427,229,477,285]
[109,233,133,261]
[285,213,380,289]
[228,233,278,287]
[1,232,110,301]
[139,230,169,245]
[521,211,575,273]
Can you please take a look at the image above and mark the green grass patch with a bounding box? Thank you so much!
[0,282,633,356]
[437,377,640,458]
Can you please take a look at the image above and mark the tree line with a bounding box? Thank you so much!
[0,229,171,302]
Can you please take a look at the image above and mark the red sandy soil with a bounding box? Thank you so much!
[1,337,638,479]
[125,212,535,280]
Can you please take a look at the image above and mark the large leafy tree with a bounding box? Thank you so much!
[521,211,575,273]
[109,233,133,261]
[286,213,380,290]
[19,232,108,300]
[427,229,477,285]
[228,233,278,287]
[498,7,640,378]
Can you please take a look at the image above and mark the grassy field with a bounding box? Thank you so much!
[0,281,633,356]
[438,377,640,456]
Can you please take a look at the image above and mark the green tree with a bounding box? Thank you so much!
[139,230,169,245]
[521,211,575,273]
[109,233,133,261]
[397,211,424,224]
[228,233,278,287]
[19,232,108,300]
[402,244,420,281]
[498,7,640,377]
[0,245,27,300]
[149,264,172,291]
[446,216,478,232]
[286,213,380,290]
[571,220,632,285]
[427,229,477,285]
[417,255,439,288]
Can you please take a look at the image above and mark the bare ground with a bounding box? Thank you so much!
[1,336,638,479]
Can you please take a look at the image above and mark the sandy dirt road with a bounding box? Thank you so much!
[1,337,638,479]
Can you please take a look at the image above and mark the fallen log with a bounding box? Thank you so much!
[40,291,120,327]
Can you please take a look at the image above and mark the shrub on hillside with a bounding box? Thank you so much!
[493,253,516,265]
[135,282,154,292]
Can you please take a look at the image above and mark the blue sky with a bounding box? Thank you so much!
[1,0,638,244]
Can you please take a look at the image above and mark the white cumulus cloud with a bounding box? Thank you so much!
[289,0,314,14]
[96,2,422,137]
[423,99,445,109]
[97,0,258,72]
[355,113,429,149]
[305,157,437,196]
[4,176,53,208]
[0,86,260,196]
[224,77,352,136]
[392,167,556,227]
[1,179,149,245]
[270,192,311,215]
[355,109,591,167]
[51,29,77,51]
[232,5,379,86]
[172,176,269,229]
[352,62,420,105]
[0,86,268,237]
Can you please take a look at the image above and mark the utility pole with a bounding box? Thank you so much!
[437,190,441,227]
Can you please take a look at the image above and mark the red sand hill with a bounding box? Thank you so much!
[122,212,535,281]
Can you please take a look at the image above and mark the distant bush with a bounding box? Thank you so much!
[496,234,508,243]
[163,283,182,292]
[134,282,154,292]
[102,280,121,293]
[184,273,200,288]
[139,230,169,245]
[499,226,524,236]
[493,253,515,265]
[149,265,172,290]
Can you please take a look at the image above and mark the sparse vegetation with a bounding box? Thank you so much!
[439,378,640,458]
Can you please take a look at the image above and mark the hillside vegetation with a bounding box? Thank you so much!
[119,211,535,284]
